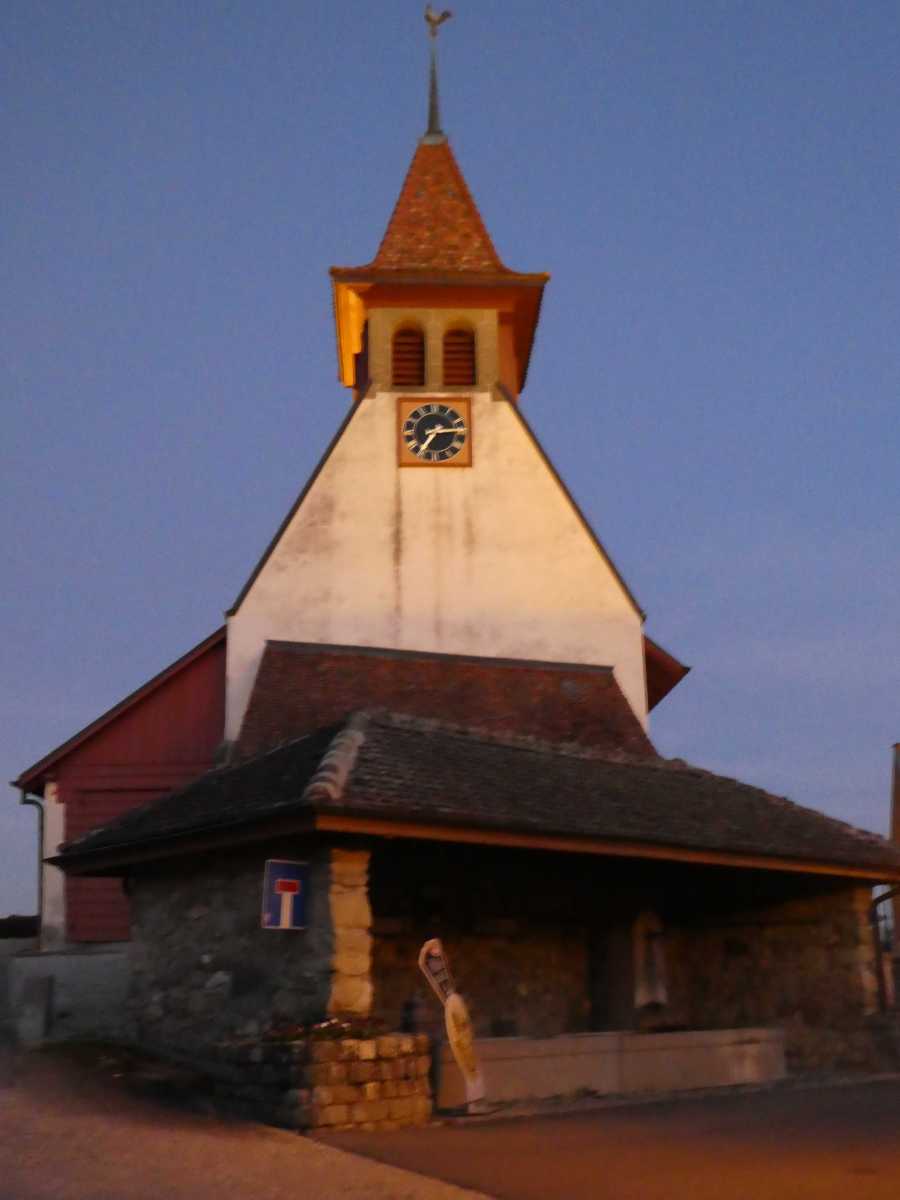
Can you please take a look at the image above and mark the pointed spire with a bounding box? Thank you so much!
[426,41,444,141]
[369,139,504,273]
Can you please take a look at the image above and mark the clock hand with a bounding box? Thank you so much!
[419,425,454,450]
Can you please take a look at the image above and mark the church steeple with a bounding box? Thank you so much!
[329,15,548,398]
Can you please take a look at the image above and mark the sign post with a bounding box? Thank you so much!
[418,938,485,1107]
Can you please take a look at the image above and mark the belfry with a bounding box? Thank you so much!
[13,13,900,1131]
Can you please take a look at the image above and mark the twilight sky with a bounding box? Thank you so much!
[3,1,898,915]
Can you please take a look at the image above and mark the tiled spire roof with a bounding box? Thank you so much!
[368,138,508,275]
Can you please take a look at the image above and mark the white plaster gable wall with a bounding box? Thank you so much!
[226,390,647,740]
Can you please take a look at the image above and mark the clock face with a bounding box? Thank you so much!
[401,403,468,462]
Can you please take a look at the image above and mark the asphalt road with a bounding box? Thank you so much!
[322,1080,900,1200]
[5,1034,900,1200]
[0,1035,486,1200]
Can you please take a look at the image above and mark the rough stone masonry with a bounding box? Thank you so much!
[207,1032,432,1132]
[128,843,371,1055]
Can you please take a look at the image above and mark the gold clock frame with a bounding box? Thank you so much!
[397,397,473,468]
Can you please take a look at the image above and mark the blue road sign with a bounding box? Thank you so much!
[261,860,308,930]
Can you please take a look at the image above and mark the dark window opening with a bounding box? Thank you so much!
[393,327,426,387]
[443,328,476,386]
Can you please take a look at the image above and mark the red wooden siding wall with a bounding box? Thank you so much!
[54,637,225,942]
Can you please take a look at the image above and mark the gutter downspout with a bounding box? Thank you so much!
[891,744,900,939]
[870,885,900,1013]
[19,789,44,937]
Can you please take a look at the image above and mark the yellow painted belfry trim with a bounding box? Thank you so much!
[333,283,367,386]
[313,814,900,883]
[330,276,547,393]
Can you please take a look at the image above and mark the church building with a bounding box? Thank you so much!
[12,27,900,1127]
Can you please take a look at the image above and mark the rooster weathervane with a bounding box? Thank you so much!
[425,5,453,39]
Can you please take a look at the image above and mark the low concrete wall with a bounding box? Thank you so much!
[619,1028,785,1093]
[436,1028,785,1109]
[9,945,132,1044]
[0,938,39,957]
[0,938,38,1022]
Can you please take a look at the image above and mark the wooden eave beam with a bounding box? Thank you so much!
[313,813,900,883]
[48,811,318,877]
[54,807,899,886]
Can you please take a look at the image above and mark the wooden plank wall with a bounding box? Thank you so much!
[57,639,225,942]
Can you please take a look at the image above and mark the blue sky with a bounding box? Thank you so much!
[3,1,898,914]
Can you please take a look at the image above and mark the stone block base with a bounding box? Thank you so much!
[185,1031,432,1132]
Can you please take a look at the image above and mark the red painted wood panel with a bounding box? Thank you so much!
[58,639,225,942]
[67,878,130,942]
[63,640,226,770]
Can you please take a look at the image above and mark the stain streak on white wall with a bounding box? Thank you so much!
[227,389,646,740]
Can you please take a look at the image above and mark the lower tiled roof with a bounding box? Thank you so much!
[237,641,656,761]
[57,726,338,856]
[55,710,900,877]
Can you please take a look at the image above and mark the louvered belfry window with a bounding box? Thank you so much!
[392,327,426,387]
[443,328,476,386]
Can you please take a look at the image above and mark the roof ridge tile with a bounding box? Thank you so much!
[302,713,369,803]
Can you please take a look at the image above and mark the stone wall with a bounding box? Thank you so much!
[370,843,593,1038]
[662,883,880,1070]
[127,837,883,1079]
[370,844,883,1073]
[205,1032,431,1132]
[128,843,335,1055]
[375,924,588,1039]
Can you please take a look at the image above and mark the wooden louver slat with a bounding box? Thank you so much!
[392,327,425,386]
[443,329,476,386]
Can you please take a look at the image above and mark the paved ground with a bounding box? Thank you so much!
[322,1079,900,1200]
[0,1033,487,1200]
[5,1033,900,1200]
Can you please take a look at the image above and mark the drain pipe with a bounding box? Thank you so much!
[19,789,44,937]
[873,745,900,1013]
[870,886,900,1013]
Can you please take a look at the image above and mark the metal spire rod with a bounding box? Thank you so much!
[427,41,443,137]
[424,6,452,140]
